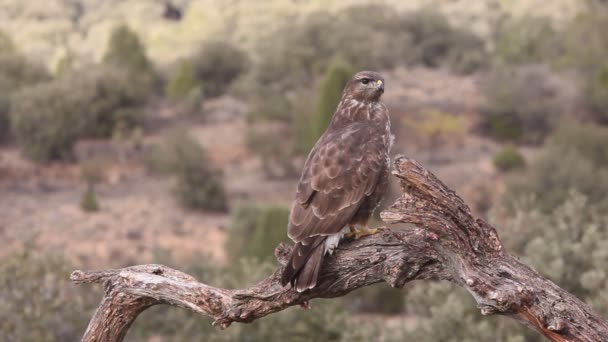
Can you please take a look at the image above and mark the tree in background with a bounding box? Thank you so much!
[103,25,153,74]
[296,60,354,153]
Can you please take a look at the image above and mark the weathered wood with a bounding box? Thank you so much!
[72,156,608,342]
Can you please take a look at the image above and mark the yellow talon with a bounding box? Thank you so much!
[345,226,379,240]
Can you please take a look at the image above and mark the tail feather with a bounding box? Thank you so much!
[281,237,326,292]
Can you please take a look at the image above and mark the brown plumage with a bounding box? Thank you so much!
[281,71,392,292]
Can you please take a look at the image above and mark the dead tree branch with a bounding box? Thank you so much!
[72,156,608,342]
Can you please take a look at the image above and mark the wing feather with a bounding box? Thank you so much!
[287,123,386,242]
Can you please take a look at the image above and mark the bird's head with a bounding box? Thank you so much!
[343,71,385,102]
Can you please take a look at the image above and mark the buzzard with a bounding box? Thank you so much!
[281,71,393,292]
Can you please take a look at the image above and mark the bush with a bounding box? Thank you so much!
[0,54,50,97]
[0,249,98,342]
[165,60,200,100]
[104,25,153,75]
[505,124,608,212]
[147,131,227,211]
[494,16,560,65]
[0,94,9,141]
[80,188,99,212]
[291,60,354,154]
[493,145,526,172]
[478,66,559,144]
[10,65,148,161]
[191,40,249,98]
[311,60,354,142]
[585,63,608,124]
[103,25,158,94]
[400,9,487,74]
[226,204,290,262]
[10,79,86,161]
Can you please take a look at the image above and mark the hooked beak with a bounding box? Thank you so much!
[376,79,384,93]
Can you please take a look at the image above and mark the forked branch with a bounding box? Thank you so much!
[72,156,608,342]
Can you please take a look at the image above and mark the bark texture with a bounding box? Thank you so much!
[72,156,608,342]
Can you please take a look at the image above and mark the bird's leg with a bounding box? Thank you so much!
[345,224,378,240]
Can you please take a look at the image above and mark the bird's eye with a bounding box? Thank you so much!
[361,78,370,85]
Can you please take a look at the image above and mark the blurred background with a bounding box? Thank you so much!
[1,0,607,341]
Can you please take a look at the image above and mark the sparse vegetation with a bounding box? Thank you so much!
[494,16,559,65]
[493,145,526,172]
[80,188,100,212]
[79,159,105,212]
[479,66,560,144]
[0,249,98,342]
[505,124,608,212]
[403,109,467,154]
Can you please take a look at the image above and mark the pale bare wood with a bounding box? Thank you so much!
[72,156,608,342]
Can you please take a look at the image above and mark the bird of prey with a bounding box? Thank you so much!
[281,70,393,292]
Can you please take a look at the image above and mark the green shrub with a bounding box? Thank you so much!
[0,30,14,53]
[0,54,49,93]
[10,65,148,161]
[10,80,85,161]
[0,94,9,141]
[191,40,249,98]
[148,131,227,211]
[104,25,153,75]
[226,204,290,262]
[292,60,354,153]
[166,60,200,100]
[585,63,608,124]
[478,66,559,144]
[400,9,487,74]
[505,124,608,212]
[312,60,354,141]
[494,16,559,65]
[80,188,99,212]
[493,145,526,172]
[0,249,98,342]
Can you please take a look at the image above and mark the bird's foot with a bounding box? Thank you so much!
[345,226,378,240]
